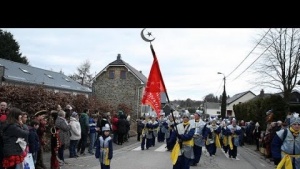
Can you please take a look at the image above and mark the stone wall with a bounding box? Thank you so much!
[93,66,143,118]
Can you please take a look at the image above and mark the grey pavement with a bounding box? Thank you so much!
[41,137,276,169]
[42,135,140,169]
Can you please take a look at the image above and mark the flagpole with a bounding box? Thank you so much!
[150,43,179,140]
[141,29,180,143]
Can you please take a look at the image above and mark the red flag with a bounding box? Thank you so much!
[142,44,167,117]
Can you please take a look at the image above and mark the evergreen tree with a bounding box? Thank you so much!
[0,29,29,64]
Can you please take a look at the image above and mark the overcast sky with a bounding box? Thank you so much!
[3,28,280,101]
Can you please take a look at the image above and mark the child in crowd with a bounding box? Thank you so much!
[28,120,40,165]
[95,124,113,169]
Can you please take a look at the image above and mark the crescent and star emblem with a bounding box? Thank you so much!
[141,28,155,42]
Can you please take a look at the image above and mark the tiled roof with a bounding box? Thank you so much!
[0,58,92,93]
[227,91,256,104]
[205,102,221,109]
[93,54,147,84]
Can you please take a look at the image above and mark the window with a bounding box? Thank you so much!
[120,70,126,79]
[109,70,115,79]
[62,77,70,82]
[19,68,30,74]
[45,74,54,79]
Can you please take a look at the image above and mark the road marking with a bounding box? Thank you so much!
[221,149,229,158]
[132,146,141,151]
[154,144,167,152]
[259,162,265,167]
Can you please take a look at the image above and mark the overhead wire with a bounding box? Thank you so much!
[226,28,271,78]
[232,28,287,81]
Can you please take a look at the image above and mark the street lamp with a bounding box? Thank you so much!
[218,72,226,119]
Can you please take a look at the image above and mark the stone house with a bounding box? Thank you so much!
[92,54,149,119]
[0,58,92,96]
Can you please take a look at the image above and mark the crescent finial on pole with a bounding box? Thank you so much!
[141,28,155,43]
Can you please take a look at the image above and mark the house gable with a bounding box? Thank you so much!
[226,91,256,117]
[204,102,221,116]
[93,54,148,115]
[93,54,147,84]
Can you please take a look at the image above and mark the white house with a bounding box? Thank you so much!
[226,91,256,117]
[204,102,221,119]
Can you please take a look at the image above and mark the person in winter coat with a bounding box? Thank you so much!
[2,107,29,169]
[252,122,261,151]
[69,112,81,158]
[55,110,71,165]
[28,120,40,164]
[77,109,90,155]
[117,114,128,145]
[111,112,119,144]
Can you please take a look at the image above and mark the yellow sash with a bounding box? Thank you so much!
[170,139,194,165]
[183,139,194,146]
[276,152,300,169]
[103,148,110,165]
[170,141,180,165]
[206,138,209,145]
[228,135,233,150]
[215,134,221,148]
[223,136,228,146]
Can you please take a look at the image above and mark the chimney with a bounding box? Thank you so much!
[0,66,4,84]
[260,89,264,97]
[117,54,121,60]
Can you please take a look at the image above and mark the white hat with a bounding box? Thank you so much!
[290,113,300,125]
[194,110,202,116]
[102,124,111,131]
[182,112,190,119]
[65,104,72,110]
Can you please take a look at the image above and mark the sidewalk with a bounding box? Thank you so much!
[242,143,276,164]
[42,135,139,168]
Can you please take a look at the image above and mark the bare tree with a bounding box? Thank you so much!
[69,60,93,87]
[255,28,300,102]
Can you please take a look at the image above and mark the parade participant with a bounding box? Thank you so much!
[50,110,61,169]
[171,112,195,169]
[136,117,144,142]
[271,113,300,169]
[190,110,208,166]
[149,114,159,147]
[165,115,175,151]
[226,118,242,160]
[34,110,48,169]
[206,118,221,157]
[141,113,152,150]
[167,124,177,151]
[157,112,167,142]
[221,119,230,154]
[95,124,113,169]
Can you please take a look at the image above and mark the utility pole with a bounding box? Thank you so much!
[218,72,227,119]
